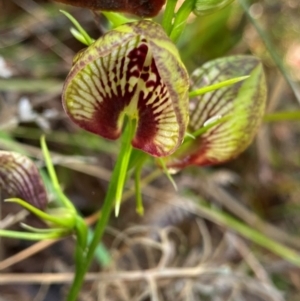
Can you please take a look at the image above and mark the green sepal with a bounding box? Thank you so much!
[0,228,69,240]
[5,198,76,229]
[41,136,76,213]
[114,119,135,217]
[189,75,250,98]
[20,223,66,234]
[169,0,195,42]
[158,158,178,190]
[60,10,94,46]
[162,0,178,35]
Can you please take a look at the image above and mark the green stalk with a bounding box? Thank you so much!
[169,0,195,42]
[135,163,144,216]
[264,111,300,122]
[66,120,135,301]
[162,0,178,35]
[115,120,135,216]
[134,155,148,216]
[87,229,112,267]
[0,229,68,240]
[41,136,76,212]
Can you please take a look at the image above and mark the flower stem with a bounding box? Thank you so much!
[66,120,135,301]
[162,0,178,35]
[264,111,300,122]
[169,0,195,42]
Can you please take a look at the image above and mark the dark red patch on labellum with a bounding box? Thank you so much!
[52,0,166,17]
[132,57,170,155]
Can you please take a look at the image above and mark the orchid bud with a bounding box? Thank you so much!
[62,20,189,157]
[194,0,235,16]
[0,151,48,209]
[52,0,166,18]
[164,55,267,170]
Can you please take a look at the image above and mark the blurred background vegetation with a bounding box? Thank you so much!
[0,0,300,300]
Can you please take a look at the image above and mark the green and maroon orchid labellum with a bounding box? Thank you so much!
[62,20,190,157]
[164,55,267,170]
[0,151,48,209]
[52,0,166,17]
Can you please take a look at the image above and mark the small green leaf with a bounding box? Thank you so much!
[0,228,69,240]
[20,223,65,234]
[6,198,76,228]
[189,75,250,98]
[60,10,94,46]
[158,158,178,190]
[41,136,76,212]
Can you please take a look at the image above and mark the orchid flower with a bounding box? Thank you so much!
[62,20,190,157]
[162,55,267,170]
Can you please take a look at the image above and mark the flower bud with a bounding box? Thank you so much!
[52,0,166,17]
[0,151,48,209]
